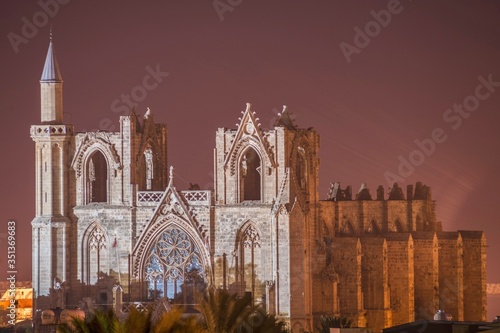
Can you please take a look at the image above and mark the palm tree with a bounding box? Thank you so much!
[60,289,287,333]
[243,309,289,333]
[196,289,288,333]
[121,306,152,333]
[151,306,202,333]
[314,315,353,333]
[196,289,254,333]
[58,309,121,333]
[58,306,202,333]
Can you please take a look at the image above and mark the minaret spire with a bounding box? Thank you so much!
[41,29,62,83]
[40,31,63,123]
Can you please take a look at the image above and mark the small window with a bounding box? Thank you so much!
[367,220,380,234]
[341,221,355,235]
[296,148,307,190]
[87,151,108,203]
[240,149,261,201]
[393,219,404,232]
[144,147,154,190]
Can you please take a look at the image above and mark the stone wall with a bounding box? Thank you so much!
[385,233,414,326]
[330,238,362,319]
[360,237,391,331]
[412,232,439,320]
[460,231,487,321]
[437,232,464,320]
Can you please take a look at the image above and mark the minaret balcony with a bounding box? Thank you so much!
[30,124,73,137]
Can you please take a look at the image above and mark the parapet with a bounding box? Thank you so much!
[326,181,432,202]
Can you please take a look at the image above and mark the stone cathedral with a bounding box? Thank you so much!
[31,40,487,332]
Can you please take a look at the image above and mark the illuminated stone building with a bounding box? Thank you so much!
[31,40,487,332]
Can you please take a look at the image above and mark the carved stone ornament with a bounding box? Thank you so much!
[321,264,339,282]
[132,187,209,277]
[71,133,122,177]
[244,122,255,135]
[224,105,277,176]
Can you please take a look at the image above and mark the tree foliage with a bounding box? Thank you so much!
[195,289,254,333]
[58,289,288,333]
[314,315,353,333]
[57,309,120,333]
[196,289,288,333]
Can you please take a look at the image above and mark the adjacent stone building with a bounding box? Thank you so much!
[31,40,487,332]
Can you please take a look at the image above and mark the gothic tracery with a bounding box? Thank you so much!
[88,227,107,250]
[85,224,108,285]
[144,226,205,300]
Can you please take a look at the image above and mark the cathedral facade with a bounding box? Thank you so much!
[31,41,487,332]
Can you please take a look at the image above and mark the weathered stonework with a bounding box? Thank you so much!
[32,42,487,333]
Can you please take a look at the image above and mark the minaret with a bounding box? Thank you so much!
[31,34,73,310]
[40,32,63,124]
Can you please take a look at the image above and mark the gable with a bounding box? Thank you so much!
[132,177,210,277]
[224,103,276,176]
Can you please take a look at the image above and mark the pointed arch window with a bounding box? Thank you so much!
[416,215,430,231]
[240,148,261,201]
[85,225,108,286]
[296,147,307,191]
[393,219,404,232]
[235,224,261,303]
[340,220,355,235]
[144,227,206,302]
[86,151,108,203]
[367,220,380,234]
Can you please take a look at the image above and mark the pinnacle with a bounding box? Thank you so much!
[40,40,62,82]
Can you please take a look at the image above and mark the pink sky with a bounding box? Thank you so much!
[1,1,499,318]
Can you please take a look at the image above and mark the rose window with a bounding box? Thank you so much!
[144,226,205,300]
